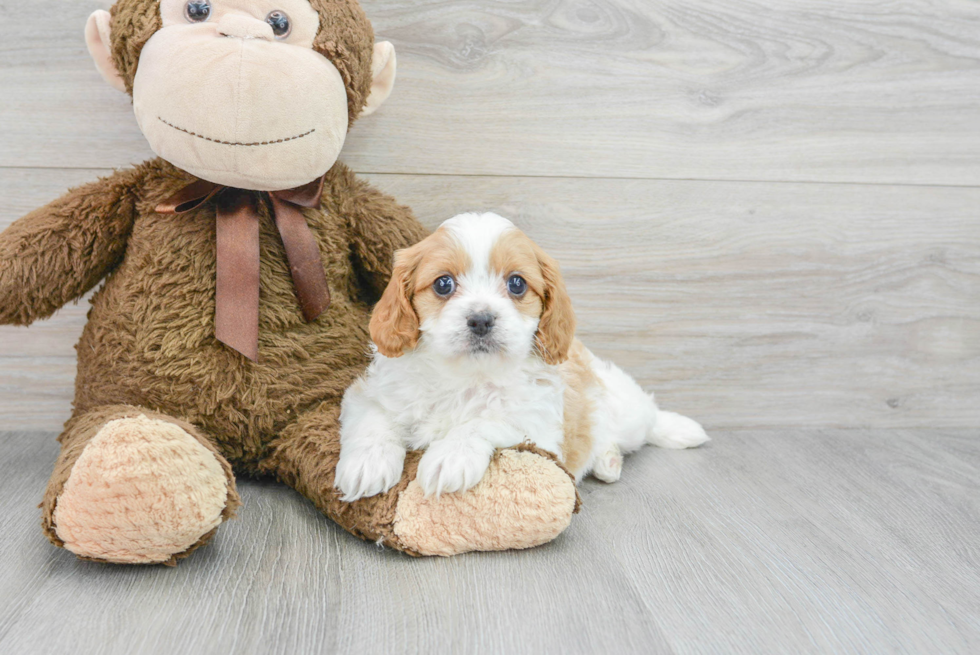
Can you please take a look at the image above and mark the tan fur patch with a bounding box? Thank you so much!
[559,339,600,477]
[489,228,576,365]
[370,226,471,357]
[489,228,546,320]
[533,240,576,365]
[411,227,472,326]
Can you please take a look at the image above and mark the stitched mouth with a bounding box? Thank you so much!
[158,117,315,147]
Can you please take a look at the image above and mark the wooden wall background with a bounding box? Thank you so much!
[1,0,978,432]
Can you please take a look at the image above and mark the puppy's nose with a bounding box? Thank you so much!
[467,312,495,337]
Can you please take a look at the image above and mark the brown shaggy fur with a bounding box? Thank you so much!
[1,158,577,561]
[0,156,432,558]
[0,0,580,563]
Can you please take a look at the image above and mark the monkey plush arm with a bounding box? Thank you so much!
[0,169,142,326]
[338,170,428,301]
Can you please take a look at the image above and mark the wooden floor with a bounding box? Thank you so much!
[1,428,978,654]
[1,0,979,653]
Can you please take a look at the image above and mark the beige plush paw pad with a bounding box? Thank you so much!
[392,449,578,556]
[53,416,229,564]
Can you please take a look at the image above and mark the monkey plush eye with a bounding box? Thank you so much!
[183,0,211,22]
[507,275,527,297]
[433,275,456,298]
[265,11,291,39]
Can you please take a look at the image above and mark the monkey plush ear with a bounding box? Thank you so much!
[360,41,397,117]
[85,10,126,93]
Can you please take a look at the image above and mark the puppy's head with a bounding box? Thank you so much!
[370,213,575,365]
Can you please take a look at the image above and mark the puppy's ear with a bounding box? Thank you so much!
[370,245,421,357]
[533,243,576,365]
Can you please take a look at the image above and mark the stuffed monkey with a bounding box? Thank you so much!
[0,0,578,564]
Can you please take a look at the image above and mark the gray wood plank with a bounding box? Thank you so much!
[580,429,980,654]
[0,358,75,431]
[0,429,978,654]
[0,432,345,655]
[1,1,978,184]
[3,168,978,431]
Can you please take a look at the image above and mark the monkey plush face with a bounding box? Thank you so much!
[85,0,396,190]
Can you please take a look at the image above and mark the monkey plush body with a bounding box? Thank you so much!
[0,0,578,564]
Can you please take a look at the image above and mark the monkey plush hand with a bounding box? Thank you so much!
[0,0,578,564]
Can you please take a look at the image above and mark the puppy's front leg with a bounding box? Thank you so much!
[416,421,523,497]
[335,384,406,502]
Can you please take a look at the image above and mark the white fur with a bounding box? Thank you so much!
[576,359,709,483]
[335,213,708,501]
[419,214,539,364]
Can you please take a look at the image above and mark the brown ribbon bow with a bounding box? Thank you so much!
[156,176,331,361]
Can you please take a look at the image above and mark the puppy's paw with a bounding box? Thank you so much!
[417,438,495,497]
[649,410,710,449]
[592,444,623,483]
[335,442,406,502]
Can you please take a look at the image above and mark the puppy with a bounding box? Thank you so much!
[336,212,708,501]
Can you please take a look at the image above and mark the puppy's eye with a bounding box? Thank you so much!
[507,275,527,297]
[433,275,456,297]
[184,0,211,22]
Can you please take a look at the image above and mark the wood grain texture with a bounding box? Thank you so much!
[0,358,76,431]
[3,168,978,431]
[1,1,979,184]
[0,428,977,654]
[3,1,979,652]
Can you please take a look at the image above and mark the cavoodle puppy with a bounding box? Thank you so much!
[336,213,708,500]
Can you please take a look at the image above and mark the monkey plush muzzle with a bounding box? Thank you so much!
[86,0,397,191]
[134,24,349,190]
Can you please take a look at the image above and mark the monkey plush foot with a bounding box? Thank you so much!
[44,408,239,565]
[389,444,581,556]
[262,406,580,557]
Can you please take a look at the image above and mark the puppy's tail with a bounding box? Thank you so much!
[647,408,710,449]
